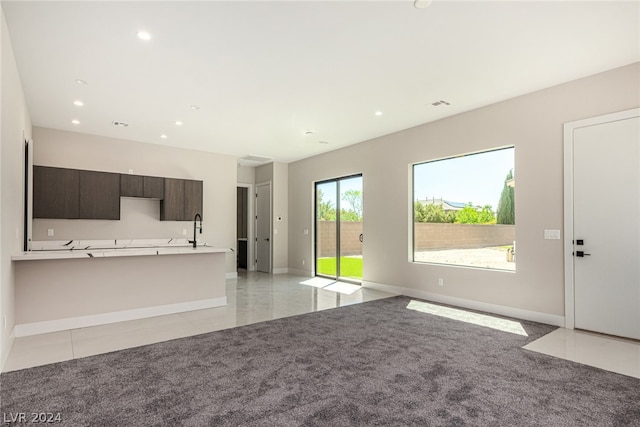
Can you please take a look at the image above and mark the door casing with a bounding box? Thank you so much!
[563,108,640,332]
[256,181,272,273]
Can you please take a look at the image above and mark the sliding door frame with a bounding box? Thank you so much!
[314,173,363,284]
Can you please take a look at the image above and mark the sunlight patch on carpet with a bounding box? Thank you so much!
[406,300,528,336]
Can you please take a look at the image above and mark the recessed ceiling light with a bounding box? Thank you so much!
[413,0,432,9]
[75,79,87,85]
[71,119,80,125]
[137,31,151,41]
[112,120,129,127]
[175,121,183,126]
[73,100,84,107]
[190,105,200,110]
[160,134,168,139]
[304,130,314,136]
[432,100,451,106]
[375,111,383,116]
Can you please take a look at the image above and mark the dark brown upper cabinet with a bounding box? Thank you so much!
[120,174,164,199]
[33,166,120,220]
[160,178,185,221]
[143,176,164,199]
[33,165,201,221]
[79,170,121,220]
[120,174,144,197]
[184,179,203,220]
[33,166,80,219]
[160,178,203,221]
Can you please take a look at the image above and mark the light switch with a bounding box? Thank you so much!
[544,229,561,240]
[303,229,309,235]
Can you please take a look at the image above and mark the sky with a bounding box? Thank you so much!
[413,147,514,210]
[316,147,513,215]
[316,175,362,212]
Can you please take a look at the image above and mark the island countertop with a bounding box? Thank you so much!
[12,238,230,261]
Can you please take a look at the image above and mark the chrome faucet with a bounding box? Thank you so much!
[189,213,203,248]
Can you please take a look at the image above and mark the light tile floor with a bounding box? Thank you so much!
[524,327,640,379]
[4,271,640,380]
[3,272,393,372]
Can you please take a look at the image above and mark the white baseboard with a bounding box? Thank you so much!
[362,280,565,327]
[1,329,16,373]
[14,297,228,338]
[286,268,313,277]
[273,268,289,275]
[226,272,238,279]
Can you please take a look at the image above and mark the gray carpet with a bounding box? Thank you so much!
[1,296,639,426]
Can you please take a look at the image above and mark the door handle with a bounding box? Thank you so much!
[265,238,270,242]
[574,251,591,257]
[359,234,363,243]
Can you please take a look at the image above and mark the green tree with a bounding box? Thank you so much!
[341,190,363,220]
[497,170,515,225]
[454,204,480,224]
[454,203,495,224]
[316,189,336,221]
[478,205,496,224]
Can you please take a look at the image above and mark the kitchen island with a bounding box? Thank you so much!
[12,239,229,337]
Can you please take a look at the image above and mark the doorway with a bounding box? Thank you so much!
[564,108,640,340]
[256,182,271,273]
[315,174,363,283]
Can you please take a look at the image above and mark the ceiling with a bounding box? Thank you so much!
[2,1,638,165]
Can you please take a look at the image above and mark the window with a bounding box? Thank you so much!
[412,147,515,271]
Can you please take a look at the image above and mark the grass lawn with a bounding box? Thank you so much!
[316,257,362,279]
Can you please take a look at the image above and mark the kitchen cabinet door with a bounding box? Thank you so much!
[79,170,121,219]
[184,179,203,220]
[33,166,80,219]
[160,178,185,220]
[143,176,164,198]
[120,174,143,197]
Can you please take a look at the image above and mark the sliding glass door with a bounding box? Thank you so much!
[315,174,363,283]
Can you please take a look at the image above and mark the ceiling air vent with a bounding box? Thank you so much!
[112,120,129,127]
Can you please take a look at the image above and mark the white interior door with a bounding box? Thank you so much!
[569,111,640,340]
[256,182,271,273]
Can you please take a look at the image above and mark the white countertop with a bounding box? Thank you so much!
[12,239,230,261]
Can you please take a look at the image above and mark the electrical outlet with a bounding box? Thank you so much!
[128,169,134,174]
[438,278,444,287]
[47,228,54,237]
[302,259,305,265]
[182,229,187,236]
[2,316,6,329]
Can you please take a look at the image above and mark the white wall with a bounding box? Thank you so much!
[31,127,237,274]
[237,165,255,185]
[288,63,640,320]
[1,7,32,370]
